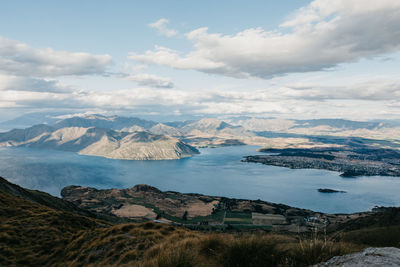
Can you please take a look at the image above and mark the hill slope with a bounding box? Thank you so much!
[0,177,210,266]
[0,126,199,160]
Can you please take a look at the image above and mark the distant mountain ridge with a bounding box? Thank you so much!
[0,112,64,130]
[54,114,157,130]
[2,113,400,155]
[3,112,399,134]
[149,123,183,137]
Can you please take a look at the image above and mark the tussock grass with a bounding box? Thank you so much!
[339,225,400,247]
[139,232,359,267]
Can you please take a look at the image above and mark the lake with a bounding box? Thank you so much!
[1,145,400,214]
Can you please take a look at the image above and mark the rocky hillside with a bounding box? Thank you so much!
[0,125,199,160]
[149,123,183,137]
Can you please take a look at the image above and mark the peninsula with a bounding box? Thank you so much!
[243,147,400,177]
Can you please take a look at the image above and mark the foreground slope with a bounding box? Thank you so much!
[0,177,102,266]
[0,177,95,217]
[1,176,400,266]
[0,177,208,266]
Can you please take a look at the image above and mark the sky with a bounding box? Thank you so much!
[1,0,400,122]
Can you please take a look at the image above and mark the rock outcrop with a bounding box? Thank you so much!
[315,247,400,267]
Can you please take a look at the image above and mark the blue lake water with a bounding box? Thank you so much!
[0,145,400,214]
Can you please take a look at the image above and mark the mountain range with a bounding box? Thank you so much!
[1,113,400,161]
[3,112,400,138]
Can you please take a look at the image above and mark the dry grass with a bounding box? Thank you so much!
[138,232,359,267]
[0,191,100,266]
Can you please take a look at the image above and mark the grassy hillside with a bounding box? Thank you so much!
[0,177,399,266]
[0,177,94,217]
[0,186,101,266]
[330,207,400,248]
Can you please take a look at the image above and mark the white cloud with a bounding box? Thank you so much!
[131,0,400,79]
[0,74,72,93]
[0,86,290,116]
[148,18,178,37]
[279,80,400,101]
[125,73,174,88]
[0,36,112,77]
[3,76,400,120]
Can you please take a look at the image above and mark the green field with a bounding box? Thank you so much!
[224,218,253,224]
[224,212,253,224]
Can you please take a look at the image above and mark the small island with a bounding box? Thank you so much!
[318,188,346,193]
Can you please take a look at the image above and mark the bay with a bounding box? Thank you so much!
[0,145,399,214]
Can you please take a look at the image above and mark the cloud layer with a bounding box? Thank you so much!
[130,0,400,79]
[2,73,400,120]
[0,75,72,93]
[280,80,400,101]
[0,37,112,77]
